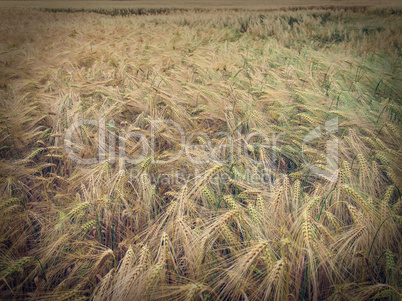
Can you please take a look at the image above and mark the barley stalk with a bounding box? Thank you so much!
[81,220,96,232]
[293,180,301,202]
[302,212,313,246]
[243,241,269,267]
[256,195,264,212]
[342,185,372,212]
[357,153,369,178]
[224,195,239,211]
[68,202,90,218]
[184,283,204,301]
[248,204,259,224]
[272,185,283,212]
[166,201,177,216]
[347,204,363,225]
[1,257,30,279]
[385,249,395,272]
[96,249,114,270]
[221,223,236,245]
[202,186,216,205]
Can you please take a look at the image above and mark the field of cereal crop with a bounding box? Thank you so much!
[0,1,401,300]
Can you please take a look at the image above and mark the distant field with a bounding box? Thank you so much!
[0,2,401,301]
[0,0,401,9]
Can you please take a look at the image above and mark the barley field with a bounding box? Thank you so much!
[0,1,401,300]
